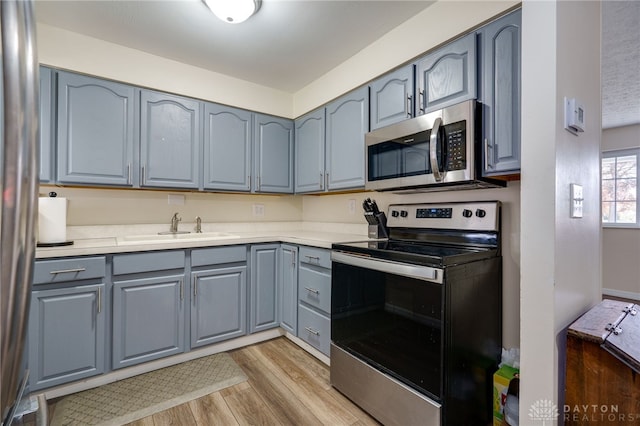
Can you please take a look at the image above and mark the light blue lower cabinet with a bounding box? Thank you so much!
[29,283,106,391]
[190,265,247,349]
[279,244,298,334]
[297,303,330,356]
[296,246,332,356]
[249,244,280,333]
[112,274,186,369]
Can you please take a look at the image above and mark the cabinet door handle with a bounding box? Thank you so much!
[97,286,102,314]
[304,286,319,295]
[179,279,184,301]
[305,255,320,264]
[49,268,86,275]
[484,138,493,170]
[292,250,296,267]
[320,172,323,189]
[407,94,412,118]
[247,175,251,190]
[305,326,320,336]
[127,163,131,184]
[193,276,197,300]
[419,89,425,114]
[141,165,146,185]
[325,172,329,190]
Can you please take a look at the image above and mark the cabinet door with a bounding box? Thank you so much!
[203,103,252,191]
[370,65,415,130]
[280,244,298,334]
[294,108,325,193]
[415,33,477,114]
[249,244,279,333]
[112,274,185,369]
[39,66,54,183]
[140,90,201,189]
[254,114,294,193]
[191,265,247,349]
[480,10,521,175]
[325,86,368,191]
[57,71,135,186]
[29,284,105,390]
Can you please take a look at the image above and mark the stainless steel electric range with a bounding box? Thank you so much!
[330,201,502,426]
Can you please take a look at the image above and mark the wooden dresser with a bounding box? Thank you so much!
[565,299,640,425]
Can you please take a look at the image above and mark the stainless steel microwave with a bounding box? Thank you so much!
[365,100,505,192]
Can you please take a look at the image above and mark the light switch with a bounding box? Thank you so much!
[570,184,583,218]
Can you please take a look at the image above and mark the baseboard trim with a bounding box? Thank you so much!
[283,332,330,366]
[602,288,640,302]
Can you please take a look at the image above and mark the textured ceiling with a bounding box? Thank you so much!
[602,0,640,129]
[35,0,639,128]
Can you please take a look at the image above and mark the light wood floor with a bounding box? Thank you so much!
[40,337,380,426]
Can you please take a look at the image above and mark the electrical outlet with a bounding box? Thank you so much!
[168,194,185,205]
[253,204,265,217]
[348,199,356,215]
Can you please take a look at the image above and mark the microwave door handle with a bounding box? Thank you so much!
[429,117,443,182]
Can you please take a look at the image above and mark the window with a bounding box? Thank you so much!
[602,149,639,226]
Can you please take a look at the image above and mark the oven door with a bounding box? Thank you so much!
[330,251,444,401]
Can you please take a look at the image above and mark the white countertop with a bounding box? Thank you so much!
[35,222,371,259]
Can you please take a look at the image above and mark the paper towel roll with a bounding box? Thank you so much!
[38,196,67,244]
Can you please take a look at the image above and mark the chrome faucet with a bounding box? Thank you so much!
[170,212,181,233]
[195,216,202,233]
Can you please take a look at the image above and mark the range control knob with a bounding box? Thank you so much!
[475,209,486,218]
[462,209,473,218]
[400,210,408,218]
[391,210,400,218]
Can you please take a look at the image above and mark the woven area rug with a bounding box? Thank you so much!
[50,352,247,426]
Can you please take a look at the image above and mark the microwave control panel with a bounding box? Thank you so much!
[444,121,466,171]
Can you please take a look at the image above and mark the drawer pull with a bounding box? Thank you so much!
[304,326,320,336]
[49,268,86,275]
[304,287,319,295]
[305,255,320,263]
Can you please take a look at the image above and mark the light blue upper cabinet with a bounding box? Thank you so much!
[369,65,415,130]
[479,9,521,176]
[203,103,252,192]
[253,114,294,193]
[57,71,135,186]
[294,108,325,193]
[415,33,477,114]
[140,89,201,189]
[325,86,369,191]
[39,66,55,183]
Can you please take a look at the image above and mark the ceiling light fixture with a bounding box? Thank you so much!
[203,0,262,24]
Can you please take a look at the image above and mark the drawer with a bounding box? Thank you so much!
[33,256,106,285]
[113,250,185,275]
[298,303,330,356]
[191,245,246,267]
[299,246,331,269]
[298,266,331,314]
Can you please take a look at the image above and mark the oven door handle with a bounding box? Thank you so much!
[331,251,443,284]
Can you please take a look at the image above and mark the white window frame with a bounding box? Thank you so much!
[602,148,640,228]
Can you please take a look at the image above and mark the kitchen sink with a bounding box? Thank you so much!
[117,232,239,245]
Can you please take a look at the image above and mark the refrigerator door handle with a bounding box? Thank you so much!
[0,0,40,423]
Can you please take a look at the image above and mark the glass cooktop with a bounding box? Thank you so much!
[332,240,498,267]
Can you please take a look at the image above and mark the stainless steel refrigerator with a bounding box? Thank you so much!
[0,1,40,425]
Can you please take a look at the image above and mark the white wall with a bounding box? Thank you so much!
[520,0,601,422]
[601,124,640,298]
[37,24,294,118]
